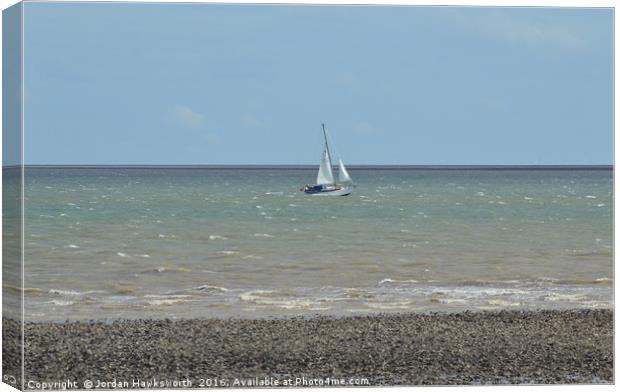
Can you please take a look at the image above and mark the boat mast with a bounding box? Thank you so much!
[321,123,335,185]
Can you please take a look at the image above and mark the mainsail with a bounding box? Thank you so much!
[338,159,352,183]
[316,146,335,185]
[313,123,352,188]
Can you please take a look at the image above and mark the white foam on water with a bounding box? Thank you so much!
[365,300,414,310]
[66,244,80,249]
[238,290,324,309]
[51,300,75,306]
[544,293,588,302]
[379,278,418,285]
[253,233,274,238]
[276,300,324,310]
[48,289,103,296]
[242,254,264,260]
[431,297,466,304]
[116,252,130,258]
[49,289,81,296]
[192,284,229,292]
[146,298,190,306]
[537,276,560,283]
[239,290,278,302]
[486,299,522,307]
[209,235,228,240]
[338,288,373,300]
[479,288,530,296]
[216,250,239,256]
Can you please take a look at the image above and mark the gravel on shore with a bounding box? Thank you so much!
[3,309,613,387]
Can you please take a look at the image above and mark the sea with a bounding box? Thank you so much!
[10,166,614,321]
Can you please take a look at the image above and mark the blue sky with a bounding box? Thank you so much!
[22,3,613,165]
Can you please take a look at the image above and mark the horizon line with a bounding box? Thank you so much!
[5,164,614,170]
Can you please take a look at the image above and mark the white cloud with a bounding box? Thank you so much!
[171,105,206,129]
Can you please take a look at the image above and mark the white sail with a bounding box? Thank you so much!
[338,159,352,183]
[316,146,335,185]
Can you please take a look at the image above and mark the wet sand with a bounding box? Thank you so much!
[4,309,613,387]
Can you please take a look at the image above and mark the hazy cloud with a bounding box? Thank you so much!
[165,105,219,145]
[171,105,206,129]
[443,9,587,50]
[481,14,586,49]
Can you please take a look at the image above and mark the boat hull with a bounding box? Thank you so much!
[303,185,353,196]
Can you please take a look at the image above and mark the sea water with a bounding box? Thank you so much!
[13,167,613,321]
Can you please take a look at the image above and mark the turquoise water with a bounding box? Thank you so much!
[16,167,613,321]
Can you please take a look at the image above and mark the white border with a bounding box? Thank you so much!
[0,1,615,392]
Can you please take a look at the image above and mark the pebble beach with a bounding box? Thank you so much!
[3,309,613,387]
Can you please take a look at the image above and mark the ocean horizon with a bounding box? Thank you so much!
[3,166,610,322]
[19,164,614,169]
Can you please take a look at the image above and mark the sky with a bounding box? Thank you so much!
[20,2,613,165]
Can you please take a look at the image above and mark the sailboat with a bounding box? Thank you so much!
[301,123,354,196]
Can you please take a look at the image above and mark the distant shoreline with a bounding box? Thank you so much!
[12,164,614,170]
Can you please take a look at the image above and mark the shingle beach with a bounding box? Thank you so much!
[3,309,613,388]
